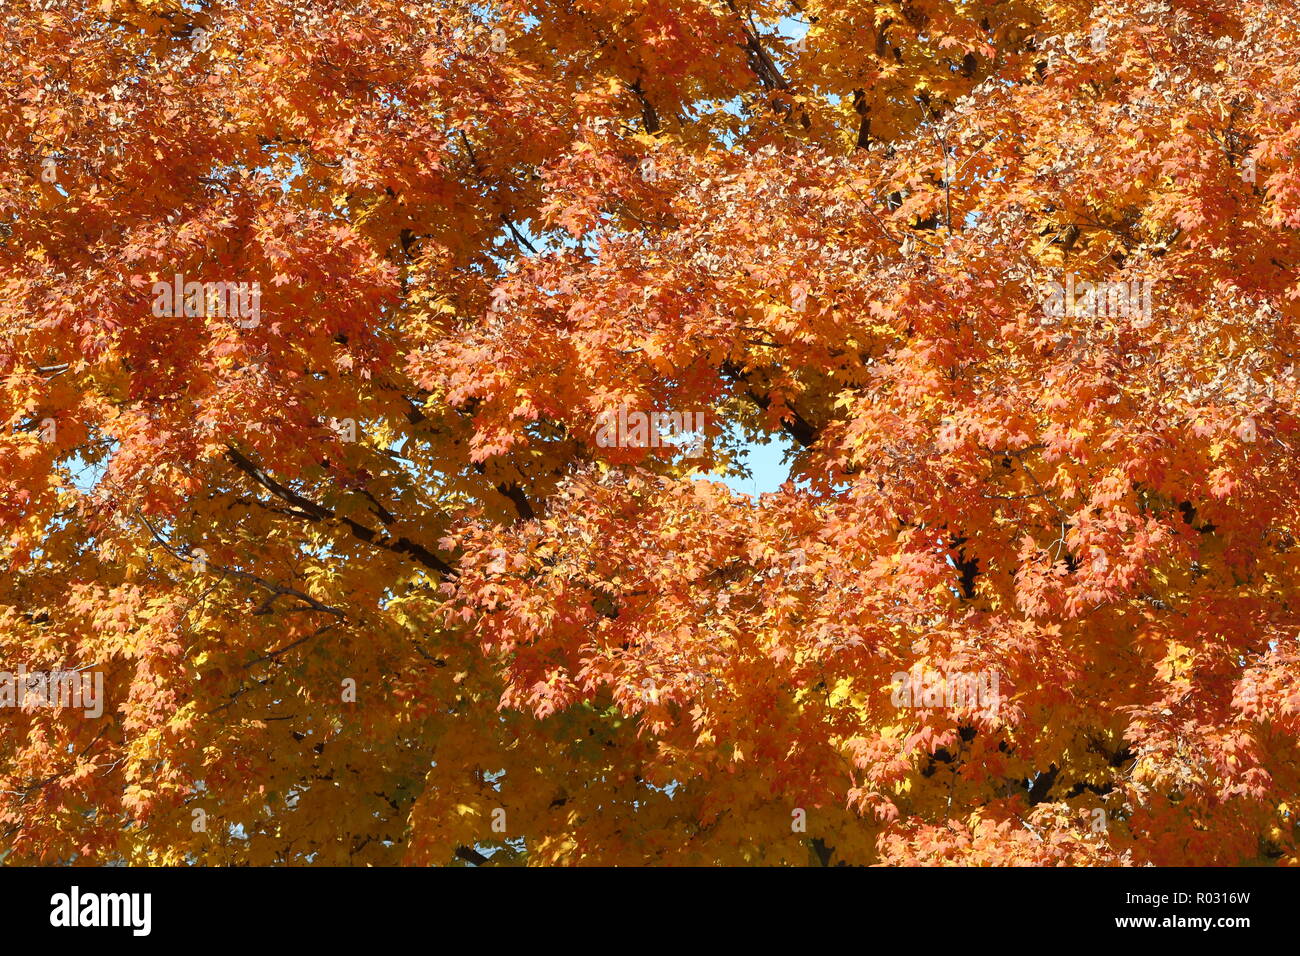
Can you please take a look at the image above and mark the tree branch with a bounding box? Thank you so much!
[225,446,454,576]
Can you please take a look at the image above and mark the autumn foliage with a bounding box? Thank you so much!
[2,0,1300,866]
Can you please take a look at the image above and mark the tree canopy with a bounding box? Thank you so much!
[2,0,1299,865]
